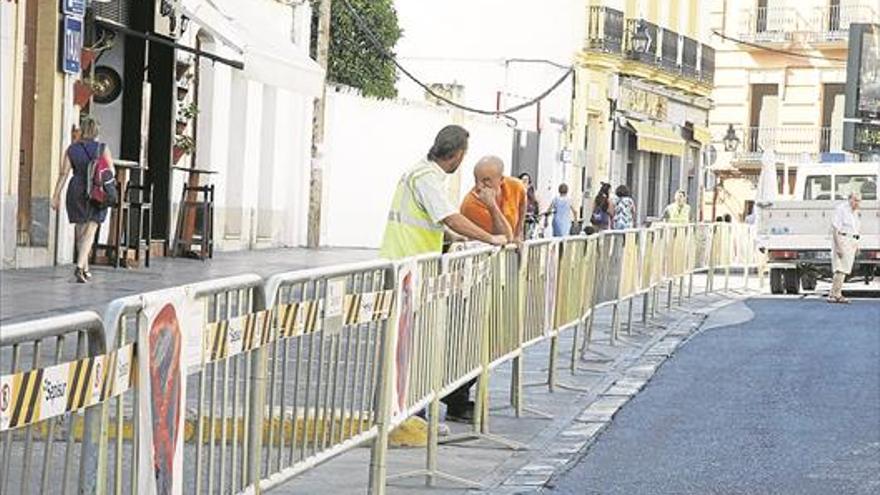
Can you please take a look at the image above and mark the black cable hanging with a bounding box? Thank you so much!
[339,0,574,118]
[711,29,847,62]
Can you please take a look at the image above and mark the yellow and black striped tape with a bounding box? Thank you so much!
[0,343,136,433]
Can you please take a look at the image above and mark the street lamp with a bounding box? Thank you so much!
[631,21,651,54]
[723,124,741,152]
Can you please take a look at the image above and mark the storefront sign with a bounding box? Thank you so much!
[62,0,85,16]
[62,16,83,75]
[619,85,668,121]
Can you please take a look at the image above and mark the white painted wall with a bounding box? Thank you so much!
[321,87,514,248]
[178,0,316,251]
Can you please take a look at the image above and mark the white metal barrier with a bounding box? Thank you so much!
[0,222,762,494]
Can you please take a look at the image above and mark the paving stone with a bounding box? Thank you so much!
[503,473,552,486]
[576,396,630,423]
[560,422,604,441]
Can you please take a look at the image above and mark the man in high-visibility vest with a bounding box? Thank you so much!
[379,126,505,430]
[380,125,507,259]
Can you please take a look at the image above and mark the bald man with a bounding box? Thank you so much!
[459,156,527,242]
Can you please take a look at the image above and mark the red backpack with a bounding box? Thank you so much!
[83,142,118,207]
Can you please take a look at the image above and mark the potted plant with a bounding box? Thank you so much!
[173,135,195,164]
[175,103,198,136]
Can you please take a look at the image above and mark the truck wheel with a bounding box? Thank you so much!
[770,269,785,294]
[784,269,800,295]
[801,272,817,291]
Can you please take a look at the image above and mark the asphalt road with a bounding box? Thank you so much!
[549,297,880,495]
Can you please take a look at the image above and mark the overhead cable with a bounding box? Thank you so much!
[339,0,574,117]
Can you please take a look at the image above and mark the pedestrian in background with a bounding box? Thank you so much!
[460,156,526,241]
[828,192,861,304]
[613,184,636,230]
[549,183,577,237]
[519,172,540,239]
[50,116,113,283]
[590,182,613,231]
[663,190,690,224]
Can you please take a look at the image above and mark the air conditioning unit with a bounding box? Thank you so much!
[92,0,131,28]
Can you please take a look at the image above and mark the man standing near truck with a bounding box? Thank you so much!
[828,192,862,303]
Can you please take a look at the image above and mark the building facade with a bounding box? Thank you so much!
[0,0,322,269]
[573,0,715,223]
[706,0,878,220]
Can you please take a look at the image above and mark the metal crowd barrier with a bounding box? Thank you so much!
[0,222,764,494]
[0,312,110,495]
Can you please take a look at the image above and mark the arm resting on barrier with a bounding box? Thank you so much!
[443,213,507,246]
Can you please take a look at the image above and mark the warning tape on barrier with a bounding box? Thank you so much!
[0,343,136,432]
[203,290,397,364]
[204,310,273,363]
[342,290,394,326]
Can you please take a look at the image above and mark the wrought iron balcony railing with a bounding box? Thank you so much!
[660,28,680,71]
[699,44,715,85]
[682,37,699,78]
[584,15,710,86]
[734,126,845,161]
[738,6,802,43]
[585,5,625,54]
[810,3,879,42]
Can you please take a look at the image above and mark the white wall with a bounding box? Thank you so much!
[321,88,514,248]
[182,0,315,251]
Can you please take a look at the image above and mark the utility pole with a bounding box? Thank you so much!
[307,0,332,248]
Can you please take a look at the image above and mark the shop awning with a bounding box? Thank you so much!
[692,125,712,146]
[176,0,325,97]
[627,119,685,157]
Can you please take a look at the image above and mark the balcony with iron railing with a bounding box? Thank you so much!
[732,126,846,162]
[682,36,699,79]
[585,5,625,54]
[738,6,804,43]
[700,44,715,85]
[583,11,714,88]
[810,3,879,43]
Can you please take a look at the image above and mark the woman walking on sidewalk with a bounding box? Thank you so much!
[51,117,114,283]
[549,183,577,237]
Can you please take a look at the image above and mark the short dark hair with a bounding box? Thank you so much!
[615,185,630,198]
[428,125,469,161]
[558,183,569,194]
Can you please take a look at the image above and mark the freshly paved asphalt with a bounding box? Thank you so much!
[549,298,880,495]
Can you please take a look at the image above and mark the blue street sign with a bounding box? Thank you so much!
[62,16,83,75]
[62,0,85,17]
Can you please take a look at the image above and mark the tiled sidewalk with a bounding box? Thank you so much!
[0,247,376,323]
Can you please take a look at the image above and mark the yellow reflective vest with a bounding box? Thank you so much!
[379,162,446,260]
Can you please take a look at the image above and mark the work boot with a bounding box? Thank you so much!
[446,400,475,423]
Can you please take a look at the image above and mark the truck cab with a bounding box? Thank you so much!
[758,162,879,295]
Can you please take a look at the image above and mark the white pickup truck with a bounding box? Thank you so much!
[757,162,879,295]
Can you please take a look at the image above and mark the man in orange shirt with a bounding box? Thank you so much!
[459,156,527,242]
